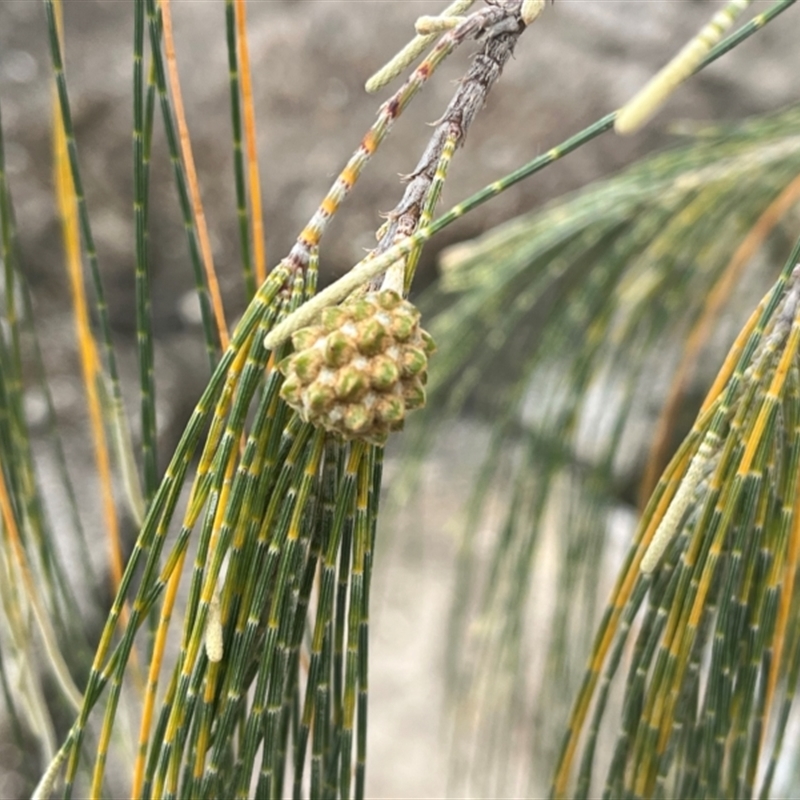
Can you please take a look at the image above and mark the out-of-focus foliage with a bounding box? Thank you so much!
[398,105,800,796]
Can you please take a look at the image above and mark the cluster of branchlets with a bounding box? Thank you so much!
[279,290,436,445]
[274,2,540,445]
[370,0,536,289]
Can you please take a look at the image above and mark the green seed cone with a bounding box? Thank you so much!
[335,366,369,401]
[370,356,400,390]
[292,349,324,382]
[307,382,336,413]
[403,380,426,411]
[321,306,349,332]
[376,395,405,424]
[325,330,355,367]
[291,327,319,352]
[344,403,373,434]
[400,347,427,378]
[280,374,302,406]
[375,289,403,310]
[350,298,374,322]
[358,318,389,355]
[390,313,416,341]
[278,290,434,444]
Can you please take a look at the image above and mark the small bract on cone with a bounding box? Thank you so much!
[278,289,436,445]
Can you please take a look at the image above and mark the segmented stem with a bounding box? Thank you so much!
[145,0,219,368]
[235,0,267,286]
[616,0,753,134]
[134,0,158,504]
[364,0,477,92]
[159,0,229,348]
[265,0,796,353]
[224,0,255,298]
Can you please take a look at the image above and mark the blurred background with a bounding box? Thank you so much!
[1,1,800,796]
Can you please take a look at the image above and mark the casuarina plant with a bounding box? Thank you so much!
[2,1,800,798]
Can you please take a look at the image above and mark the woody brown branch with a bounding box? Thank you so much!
[370,0,535,290]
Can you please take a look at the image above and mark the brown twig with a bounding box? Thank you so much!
[370,1,536,289]
[264,1,545,350]
[280,1,540,283]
